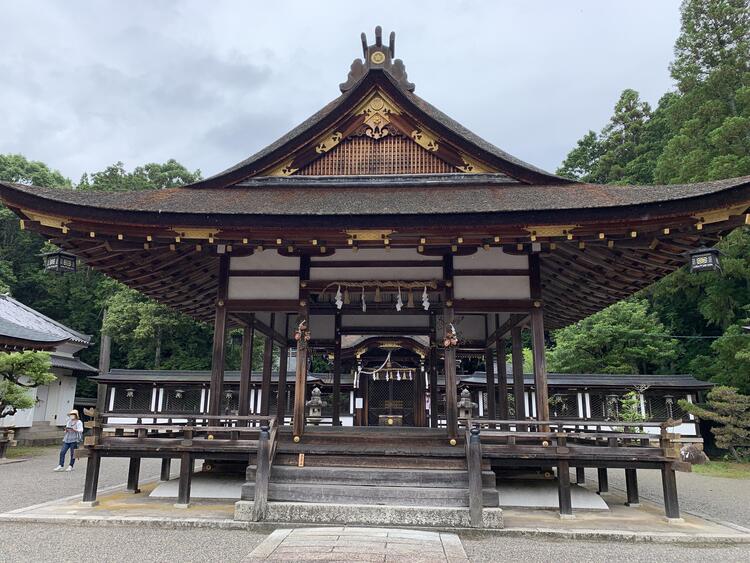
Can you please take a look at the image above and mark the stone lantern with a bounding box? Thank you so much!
[457,388,477,420]
[306,386,327,425]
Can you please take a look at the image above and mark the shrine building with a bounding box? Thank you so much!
[1,28,748,526]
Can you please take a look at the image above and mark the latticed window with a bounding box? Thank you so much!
[645,393,687,421]
[163,386,203,414]
[549,393,579,419]
[111,385,153,412]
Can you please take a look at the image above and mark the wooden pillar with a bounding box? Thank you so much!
[429,313,439,428]
[276,319,289,424]
[260,314,274,416]
[495,334,509,420]
[160,458,172,481]
[557,460,573,517]
[575,466,585,484]
[484,347,497,421]
[175,452,193,508]
[332,312,342,426]
[625,468,640,506]
[529,254,550,423]
[661,466,680,519]
[208,254,230,416]
[238,321,254,417]
[81,452,101,505]
[443,255,458,442]
[511,326,525,419]
[597,468,609,494]
[126,457,141,493]
[467,428,483,527]
[292,256,310,440]
[414,358,427,427]
[96,308,111,413]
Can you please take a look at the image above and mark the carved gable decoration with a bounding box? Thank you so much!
[263,91,493,177]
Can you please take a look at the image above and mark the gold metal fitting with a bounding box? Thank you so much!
[449,439,457,446]
[293,436,301,443]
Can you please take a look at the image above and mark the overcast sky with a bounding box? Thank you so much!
[1,1,683,182]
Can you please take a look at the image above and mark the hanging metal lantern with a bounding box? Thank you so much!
[688,246,721,273]
[230,331,243,347]
[174,389,185,400]
[125,388,135,398]
[41,250,77,274]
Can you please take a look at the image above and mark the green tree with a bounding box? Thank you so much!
[0,154,71,187]
[548,300,679,374]
[556,130,602,181]
[0,351,55,418]
[78,160,201,191]
[679,385,750,461]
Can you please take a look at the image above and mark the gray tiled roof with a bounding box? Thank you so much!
[0,295,91,345]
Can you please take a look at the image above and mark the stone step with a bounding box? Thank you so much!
[241,482,500,507]
[246,465,496,488]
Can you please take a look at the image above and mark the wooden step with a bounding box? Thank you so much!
[242,482,499,508]
[246,465,496,489]
[271,453,475,470]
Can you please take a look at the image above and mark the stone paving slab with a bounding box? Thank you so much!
[244,527,469,562]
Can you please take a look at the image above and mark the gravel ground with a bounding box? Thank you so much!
[1,449,749,562]
[0,446,166,513]
[598,467,750,529]
[461,534,750,562]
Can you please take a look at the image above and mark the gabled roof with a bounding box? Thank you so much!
[0,294,91,346]
[184,27,569,188]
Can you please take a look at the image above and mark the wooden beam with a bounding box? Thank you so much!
[332,312,342,426]
[429,312,439,429]
[495,333,509,420]
[443,255,458,442]
[260,314,274,416]
[511,326,525,419]
[238,321,254,416]
[208,255,230,416]
[276,316,290,424]
[484,346,497,421]
[292,256,310,440]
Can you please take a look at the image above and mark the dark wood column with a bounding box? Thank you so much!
[428,312,439,428]
[292,256,310,440]
[495,335,509,420]
[260,314,274,416]
[276,316,289,424]
[332,311,342,426]
[529,253,549,422]
[208,254,230,416]
[443,255,458,442]
[414,357,427,427]
[238,320,254,417]
[483,347,496,421]
[511,326,525,419]
[96,308,111,413]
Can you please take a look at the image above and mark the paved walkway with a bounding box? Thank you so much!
[246,527,468,562]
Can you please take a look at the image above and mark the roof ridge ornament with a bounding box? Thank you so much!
[340,26,415,93]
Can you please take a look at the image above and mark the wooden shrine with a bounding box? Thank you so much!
[1,27,749,525]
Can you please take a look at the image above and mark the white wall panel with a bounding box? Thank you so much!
[453,276,530,299]
[228,277,300,299]
[453,248,528,269]
[230,250,300,270]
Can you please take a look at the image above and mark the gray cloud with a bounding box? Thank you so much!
[0,0,682,182]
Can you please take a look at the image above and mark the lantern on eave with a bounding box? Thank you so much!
[687,246,721,273]
[41,250,77,274]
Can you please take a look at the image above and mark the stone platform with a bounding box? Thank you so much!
[246,527,469,562]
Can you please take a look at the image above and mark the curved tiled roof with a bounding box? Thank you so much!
[1,176,748,220]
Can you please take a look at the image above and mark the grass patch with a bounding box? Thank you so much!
[692,460,750,479]
[5,445,58,459]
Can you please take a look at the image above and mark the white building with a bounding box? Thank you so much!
[0,295,97,444]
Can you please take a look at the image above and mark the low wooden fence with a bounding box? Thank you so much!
[77,409,278,508]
